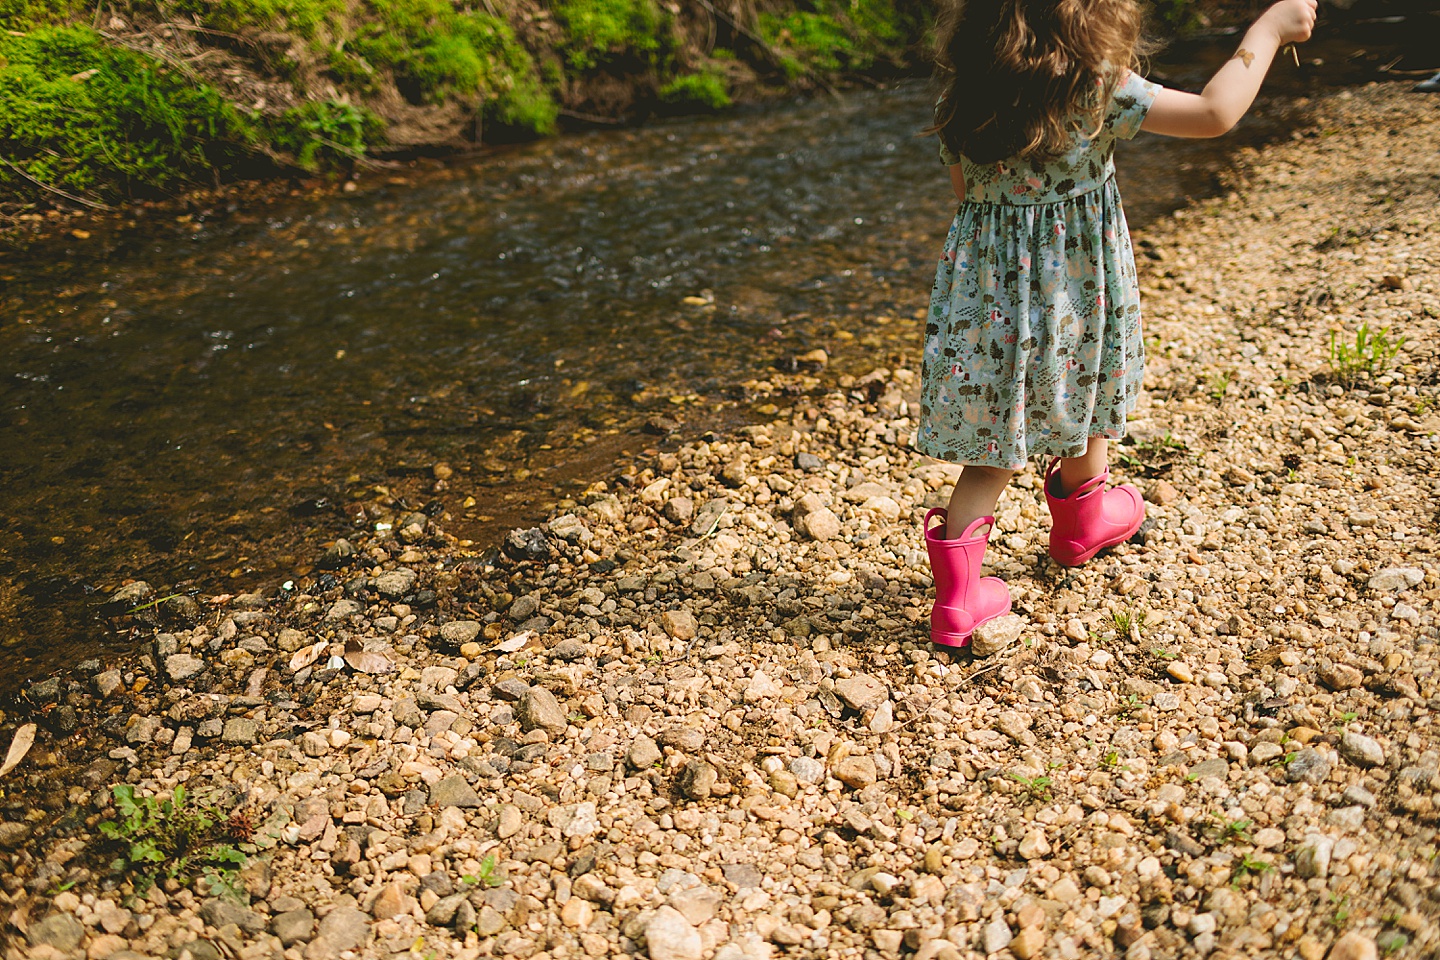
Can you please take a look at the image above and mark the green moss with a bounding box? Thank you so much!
[659,71,731,110]
[757,0,909,79]
[166,0,346,38]
[264,99,381,170]
[554,0,666,71]
[344,3,556,133]
[0,25,252,203]
[0,0,87,29]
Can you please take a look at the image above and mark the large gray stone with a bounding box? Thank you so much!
[27,913,84,952]
[1339,732,1385,768]
[0,822,31,850]
[310,904,370,956]
[429,775,482,808]
[199,897,265,935]
[516,686,567,734]
[438,620,482,647]
[165,654,206,681]
[372,568,418,598]
[221,718,259,745]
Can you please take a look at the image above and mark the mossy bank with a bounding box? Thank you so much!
[0,0,930,212]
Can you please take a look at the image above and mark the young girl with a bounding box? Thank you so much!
[920,0,1317,646]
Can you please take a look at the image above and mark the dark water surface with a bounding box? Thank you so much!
[1,11,1433,693]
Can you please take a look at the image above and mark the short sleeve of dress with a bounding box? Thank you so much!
[1106,70,1162,140]
[935,96,961,166]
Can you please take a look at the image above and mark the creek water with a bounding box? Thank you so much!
[0,12,1432,695]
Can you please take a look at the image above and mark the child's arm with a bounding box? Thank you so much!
[1141,0,1317,138]
[949,165,967,204]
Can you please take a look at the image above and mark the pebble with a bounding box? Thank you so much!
[970,613,1024,657]
[516,686,567,734]
[644,906,703,960]
[1339,732,1385,768]
[1328,932,1378,960]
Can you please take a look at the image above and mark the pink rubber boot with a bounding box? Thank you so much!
[1045,458,1145,566]
[924,508,1012,647]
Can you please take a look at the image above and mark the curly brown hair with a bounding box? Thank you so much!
[929,0,1149,165]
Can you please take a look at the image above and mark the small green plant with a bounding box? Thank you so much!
[1111,608,1146,639]
[1379,931,1410,955]
[1329,892,1352,928]
[98,785,248,898]
[461,853,503,888]
[1207,371,1232,403]
[1006,772,1052,800]
[1208,813,1253,844]
[1231,853,1272,884]
[1151,647,1176,660]
[1116,693,1141,718]
[1329,322,1405,384]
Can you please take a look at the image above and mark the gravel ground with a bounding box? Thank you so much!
[4,81,1439,960]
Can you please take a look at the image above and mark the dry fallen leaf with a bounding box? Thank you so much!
[0,723,36,778]
[344,649,396,675]
[289,640,327,672]
[495,631,533,653]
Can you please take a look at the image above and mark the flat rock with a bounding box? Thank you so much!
[27,913,85,952]
[1285,748,1332,784]
[165,654,206,681]
[311,904,370,956]
[221,718,258,745]
[1367,567,1424,592]
[372,568,417,598]
[834,756,877,789]
[429,775,482,808]
[200,897,265,935]
[661,609,698,640]
[272,908,316,946]
[834,675,887,711]
[439,620,482,647]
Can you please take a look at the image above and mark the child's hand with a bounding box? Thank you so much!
[1263,0,1317,46]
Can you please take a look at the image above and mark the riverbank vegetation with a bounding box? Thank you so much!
[0,0,931,211]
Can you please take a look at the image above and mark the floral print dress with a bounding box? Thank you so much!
[918,71,1162,469]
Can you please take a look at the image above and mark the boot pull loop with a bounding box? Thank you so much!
[960,516,997,541]
[924,508,949,537]
[1046,457,1109,499]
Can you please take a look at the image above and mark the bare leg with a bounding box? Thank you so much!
[945,464,1014,539]
[1055,437,1108,497]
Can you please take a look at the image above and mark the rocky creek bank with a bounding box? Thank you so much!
[5,81,1440,960]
